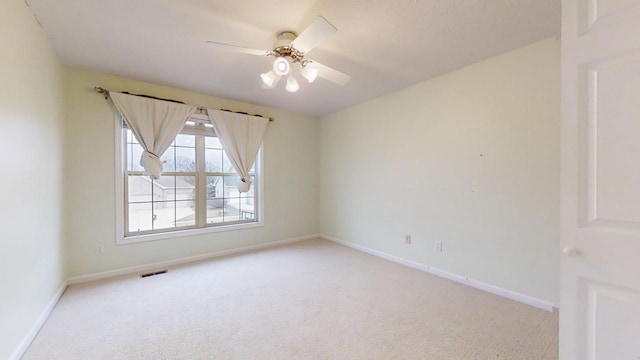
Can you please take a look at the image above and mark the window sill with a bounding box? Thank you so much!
[117,221,264,245]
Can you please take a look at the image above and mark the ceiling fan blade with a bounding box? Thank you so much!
[206,41,270,56]
[309,61,351,86]
[290,16,337,54]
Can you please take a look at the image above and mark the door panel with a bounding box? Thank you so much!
[561,0,640,358]
[588,282,640,359]
[582,0,640,33]
[586,53,640,225]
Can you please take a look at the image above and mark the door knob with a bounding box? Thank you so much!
[563,247,578,257]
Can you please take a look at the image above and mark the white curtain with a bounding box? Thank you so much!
[110,92,197,179]
[207,109,269,193]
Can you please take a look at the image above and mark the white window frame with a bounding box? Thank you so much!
[114,113,264,245]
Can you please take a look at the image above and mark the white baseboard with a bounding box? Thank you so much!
[9,280,68,360]
[67,234,319,285]
[320,234,556,312]
[13,232,553,360]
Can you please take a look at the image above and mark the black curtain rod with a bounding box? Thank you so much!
[94,86,274,122]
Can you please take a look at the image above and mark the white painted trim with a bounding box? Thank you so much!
[320,234,556,312]
[114,114,125,247]
[118,221,265,245]
[9,281,68,360]
[68,234,319,285]
[256,146,265,229]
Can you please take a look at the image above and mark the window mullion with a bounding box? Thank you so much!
[195,135,207,227]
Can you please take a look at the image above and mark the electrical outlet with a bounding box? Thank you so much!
[405,235,412,244]
[96,243,104,255]
[435,240,443,252]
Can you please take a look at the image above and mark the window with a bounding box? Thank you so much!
[118,114,262,243]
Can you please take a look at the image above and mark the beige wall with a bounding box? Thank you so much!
[0,1,66,358]
[64,68,319,277]
[319,38,560,304]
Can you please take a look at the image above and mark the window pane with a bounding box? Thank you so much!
[174,201,196,227]
[206,176,223,200]
[128,142,144,171]
[152,201,176,230]
[206,204,225,224]
[207,197,240,224]
[205,149,223,173]
[126,129,138,144]
[177,176,196,200]
[129,202,152,232]
[152,176,175,201]
[160,148,175,172]
[151,201,194,230]
[223,175,241,193]
[206,175,224,224]
[150,176,195,201]
[128,175,152,203]
[205,136,222,149]
[240,194,255,208]
[175,147,195,172]
[175,134,195,147]
[224,196,241,222]
[222,151,235,173]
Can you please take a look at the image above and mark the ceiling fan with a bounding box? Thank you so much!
[207,16,351,92]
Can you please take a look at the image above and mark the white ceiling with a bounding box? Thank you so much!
[26,0,560,116]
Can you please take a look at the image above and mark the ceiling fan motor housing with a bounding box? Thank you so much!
[274,31,296,48]
[273,31,304,62]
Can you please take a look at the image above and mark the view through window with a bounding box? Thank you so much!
[123,118,259,237]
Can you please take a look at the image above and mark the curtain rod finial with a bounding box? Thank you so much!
[94,86,108,99]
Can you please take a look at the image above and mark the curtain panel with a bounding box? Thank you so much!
[110,92,197,179]
[207,109,269,193]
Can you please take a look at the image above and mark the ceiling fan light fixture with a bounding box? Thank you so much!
[260,71,277,87]
[273,57,290,76]
[301,64,319,83]
[286,75,300,92]
[207,16,350,93]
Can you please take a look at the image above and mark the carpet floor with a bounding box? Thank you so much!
[22,239,558,359]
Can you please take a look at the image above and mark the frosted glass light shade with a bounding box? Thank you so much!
[301,65,318,83]
[286,76,300,92]
[260,71,277,87]
[273,57,290,76]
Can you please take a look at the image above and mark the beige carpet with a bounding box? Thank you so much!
[22,239,558,359]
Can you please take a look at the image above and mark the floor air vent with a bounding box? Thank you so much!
[140,269,168,278]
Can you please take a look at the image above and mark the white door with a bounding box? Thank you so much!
[561,0,640,359]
